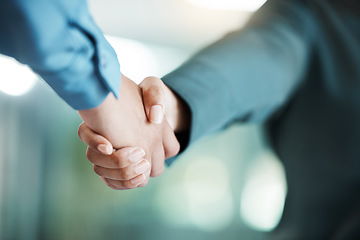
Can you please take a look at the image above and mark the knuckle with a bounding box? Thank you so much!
[138,178,149,188]
[119,168,131,180]
[143,76,156,82]
[149,87,162,96]
[106,179,122,190]
[166,142,180,159]
[107,184,119,190]
[151,76,163,84]
[144,76,161,85]
[77,123,85,140]
[123,180,137,189]
[109,154,120,168]
[116,149,128,159]
[141,76,165,92]
[93,165,102,176]
[86,148,93,161]
[143,79,164,94]
[88,138,98,149]
[114,150,129,168]
[143,90,158,102]
[151,166,164,177]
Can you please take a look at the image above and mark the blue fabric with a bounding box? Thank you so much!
[163,0,360,238]
[164,0,311,165]
[0,0,121,110]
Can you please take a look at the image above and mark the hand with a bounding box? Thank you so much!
[78,76,191,189]
[77,75,180,189]
[140,77,190,133]
[79,123,153,188]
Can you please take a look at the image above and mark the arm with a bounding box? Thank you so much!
[0,0,180,189]
[77,0,314,171]
[0,0,120,110]
[162,0,313,157]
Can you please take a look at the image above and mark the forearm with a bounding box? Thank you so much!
[0,0,121,110]
[162,0,313,148]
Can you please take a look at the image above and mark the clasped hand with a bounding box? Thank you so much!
[78,75,186,190]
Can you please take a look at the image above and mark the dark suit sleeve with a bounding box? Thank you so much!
[163,0,314,164]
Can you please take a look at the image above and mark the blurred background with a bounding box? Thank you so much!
[0,0,288,239]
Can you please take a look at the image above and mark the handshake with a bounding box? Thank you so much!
[77,75,190,190]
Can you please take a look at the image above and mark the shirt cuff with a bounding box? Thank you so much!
[36,33,121,110]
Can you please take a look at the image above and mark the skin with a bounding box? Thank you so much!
[78,75,182,189]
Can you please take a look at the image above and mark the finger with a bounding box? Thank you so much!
[87,147,146,169]
[99,176,127,190]
[162,119,180,159]
[138,169,151,187]
[93,160,150,181]
[139,76,165,124]
[78,122,113,155]
[100,176,116,188]
[150,145,165,178]
[137,176,150,188]
[105,174,147,190]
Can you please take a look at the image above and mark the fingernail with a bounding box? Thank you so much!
[129,148,146,162]
[97,144,112,155]
[135,160,150,174]
[131,174,146,185]
[150,105,163,124]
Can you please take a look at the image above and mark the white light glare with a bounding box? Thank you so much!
[0,55,37,96]
[186,0,267,12]
[240,151,287,232]
[184,158,234,232]
[105,36,159,84]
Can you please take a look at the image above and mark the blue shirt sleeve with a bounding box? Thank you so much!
[0,0,121,110]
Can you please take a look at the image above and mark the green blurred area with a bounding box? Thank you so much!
[0,80,274,240]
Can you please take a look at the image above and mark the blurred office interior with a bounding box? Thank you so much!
[0,0,287,239]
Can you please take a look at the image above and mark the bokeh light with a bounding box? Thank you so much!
[0,55,38,96]
[185,0,267,12]
[240,151,287,231]
[105,36,159,84]
[184,157,234,232]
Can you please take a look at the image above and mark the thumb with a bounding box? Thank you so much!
[78,122,113,155]
[162,119,180,159]
[139,76,166,124]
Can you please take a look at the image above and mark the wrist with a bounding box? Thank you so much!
[78,75,143,148]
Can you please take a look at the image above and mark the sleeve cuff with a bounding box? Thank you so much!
[37,44,120,110]
[162,62,234,166]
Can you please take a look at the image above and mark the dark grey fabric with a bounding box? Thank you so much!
[163,0,360,239]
